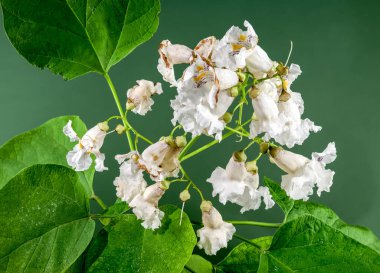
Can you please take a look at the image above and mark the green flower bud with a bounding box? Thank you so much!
[126,100,135,111]
[228,86,239,97]
[236,71,247,82]
[115,124,126,135]
[246,160,258,174]
[279,91,291,102]
[160,181,170,190]
[260,142,270,154]
[222,112,233,124]
[98,121,109,132]
[249,87,261,99]
[175,136,187,148]
[180,190,191,202]
[162,135,175,146]
[233,150,247,162]
[276,62,288,76]
[200,200,213,212]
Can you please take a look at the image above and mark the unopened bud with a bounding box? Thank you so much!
[276,63,288,76]
[98,121,109,132]
[175,136,187,148]
[222,112,233,124]
[126,101,135,111]
[162,135,175,146]
[246,160,258,174]
[160,181,170,190]
[233,150,247,162]
[180,190,191,202]
[269,146,283,159]
[200,200,213,212]
[249,87,261,99]
[260,142,270,154]
[131,153,139,162]
[279,91,291,102]
[236,71,247,82]
[228,86,239,97]
[115,124,126,135]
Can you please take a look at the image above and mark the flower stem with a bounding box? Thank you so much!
[225,126,250,138]
[104,73,135,151]
[227,220,281,228]
[91,195,108,210]
[179,135,200,160]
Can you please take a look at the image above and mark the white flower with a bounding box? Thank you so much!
[212,20,258,71]
[249,79,283,140]
[127,80,163,115]
[172,58,237,140]
[284,63,302,88]
[246,45,276,79]
[113,153,147,203]
[270,143,337,200]
[197,204,235,255]
[138,138,181,181]
[275,91,321,148]
[207,156,274,212]
[158,40,193,86]
[63,121,108,172]
[193,36,217,60]
[130,183,165,230]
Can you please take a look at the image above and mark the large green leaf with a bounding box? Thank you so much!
[181,255,214,273]
[264,177,294,216]
[0,0,160,79]
[87,205,197,273]
[0,164,95,273]
[0,116,94,195]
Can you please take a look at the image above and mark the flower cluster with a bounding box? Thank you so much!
[63,20,337,256]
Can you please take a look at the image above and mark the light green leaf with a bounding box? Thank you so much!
[0,116,94,195]
[87,205,197,273]
[0,0,160,79]
[264,177,294,216]
[181,255,214,273]
[99,199,130,225]
[218,237,272,273]
[0,164,95,273]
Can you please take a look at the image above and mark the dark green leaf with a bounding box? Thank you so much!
[0,116,94,196]
[264,177,294,216]
[87,205,197,273]
[218,237,272,273]
[99,199,130,225]
[84,229,108,271]
[181,255,214,273]
[0,0,160,79]
[0,164,95,273]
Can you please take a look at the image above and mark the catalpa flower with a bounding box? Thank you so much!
[171,57,238,140]
[207,153,274,212]
[130,183,165,230]
[270,143,337,200]
[127,80,163,115]
[212,20,258,71]
[246,45,276,79]
[113,153,147,203]
[63,120,108,172]
[197,201,236,255]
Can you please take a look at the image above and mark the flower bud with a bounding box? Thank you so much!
[245,160,258,174]
[279,90,291,102]
[200,200,213,212]
[233,150,247,162]
[98,121,109,132]
[260,142,270,154]
[269,147,310,174]
[180,190,191,202]
[175,136,187,148]
[221,112,233,124]
[160,181,171,190]
[162,135,175,147]
[228,86,239,97]
[126,100,135,111]
[236,71,247,82]
[248,87,261,99]
[131,153,139,162]
[115,124,126,135]
[269,146,283,159]
[276,63,288,76]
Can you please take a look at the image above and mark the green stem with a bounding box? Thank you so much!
[104,73,135,151]
[91,195,107,210]
[179,135,200,160]
[225,126,250,138]
[227,220,281,228]
[106,115,122,122]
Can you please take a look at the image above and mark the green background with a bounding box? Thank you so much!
[1,0,379,261]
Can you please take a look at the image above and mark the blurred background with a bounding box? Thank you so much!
[1,0,379,262]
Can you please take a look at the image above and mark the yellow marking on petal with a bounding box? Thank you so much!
[196,65,204,72]
[231,43,244,51]
[239,34,247,41]
[194,71,207,82]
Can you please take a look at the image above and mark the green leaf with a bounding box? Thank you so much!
[0,164,95,273]
[181,255,214,273]
[0,116,94,196]
[264,177,294,216]
[87,205,197,273]
[84,229,108,271]
[0,0,160,79]
[99,199,130,225]
[218,237,272,273]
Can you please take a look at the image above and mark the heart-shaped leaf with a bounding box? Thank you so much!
[181,255,214,273]
[0,164,95,273]
[0,0,160,79]
[0,116,94,196]
[86,205,197,273]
